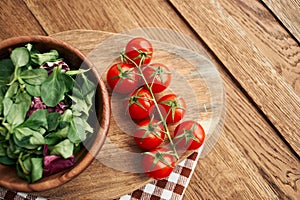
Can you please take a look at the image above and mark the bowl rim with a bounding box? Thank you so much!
[0,35,110,192]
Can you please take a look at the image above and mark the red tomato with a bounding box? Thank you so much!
[157,94,186,124]
[125,37,153,66]
[142,147,176,180]
[106,63,139,94]
[174,120,205,151]
[142,63,171,93]
[126,88,154,120]
[134,118,165,150]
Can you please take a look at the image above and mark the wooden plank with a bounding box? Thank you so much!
[170,0,300,156]
[22,0,300,199]
[0,0,45,40]
[261,0,300,42]
[185,68,300,199]
[23,0,195,38]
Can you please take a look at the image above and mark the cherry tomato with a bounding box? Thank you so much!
[106,63,139,94]
[126,88,154,120]
[134,118,165,150]
[142,63,171,93]
[174,120,205,151]
[142,147,176,180]
[125,37,153,66]
[157,94,186,124]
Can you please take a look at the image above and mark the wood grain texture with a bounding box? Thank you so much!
[261,0,300,42]
[170,0,300,156]
[185,66,300,199]
[0,0,45,40]
[23,0,195,38]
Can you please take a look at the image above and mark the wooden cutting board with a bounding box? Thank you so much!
[32,29,225,200]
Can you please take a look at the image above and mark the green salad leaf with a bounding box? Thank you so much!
[31,49,59,66]
[47,112,61,132]
[19,109,48,131]
[14,127,45,149]
[6,91,32,128]
[50,139,74,159]
[30,157,43,182]
[20,68,48,85]
[10,47,30,67]
[25,84,41,97]
[41,66,66,107]
[0,156,15,165]
[0,59,14,86]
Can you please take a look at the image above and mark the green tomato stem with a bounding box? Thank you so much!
[123,54,179,160]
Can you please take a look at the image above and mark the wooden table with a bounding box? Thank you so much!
[0,0,299,199]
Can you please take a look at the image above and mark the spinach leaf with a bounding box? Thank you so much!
[14,127,45,149]
[6,139,20,159]
[2,97,13,117]
[0,59,14,86]
[20,68,48,85]
[16,154,34,183]
[31,50,59,66]
[16,163,31,182]
[10,47,30,67]
[69,74,95,118]
[30,157,43,182]
[0,156,15,165]
[0,142,6,156]
[41,67,66,107]
[6,92,31,128]
[81,73,96,96]
[0,86,6,114]
[47,112,61,132]
[69,95,89,116]
[61,73,74,92]
[4,81,18,98]
[68,116,85,144]
[6,102,29,127]
[29,132,45,145]
[25,84,41,97]
[45,110,72,145]
[0,126,8,137]
[3,83,26,122]
[50,139,74,159]
[84,120,94,134]
[85,88,95,109]
[22,157,32,174]
[19,109,48,131]
[13,128,35,149]
[70,86,83,99]
[44,127,68,145]
[74,72,96,96]
[60,109,73,121]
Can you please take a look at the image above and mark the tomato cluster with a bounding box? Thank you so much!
[106,37,205,180]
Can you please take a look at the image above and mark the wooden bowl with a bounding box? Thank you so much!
[0,36,110,192]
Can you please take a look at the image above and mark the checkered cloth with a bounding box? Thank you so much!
[0,150,200,200]
[117,151,200,200]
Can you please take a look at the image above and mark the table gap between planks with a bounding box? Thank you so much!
[0,0,298,199]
